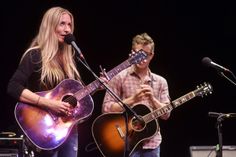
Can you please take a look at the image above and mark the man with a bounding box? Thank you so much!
[102,32,171,157]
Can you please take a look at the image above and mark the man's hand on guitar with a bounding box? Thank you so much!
[131,84,170,119]
[131,84,154,103]
[140,84,155,100]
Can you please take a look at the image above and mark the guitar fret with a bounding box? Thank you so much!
[144,105,173,123]
[144,84,212,123]
[108,61,129,78]
[172,92,195,107]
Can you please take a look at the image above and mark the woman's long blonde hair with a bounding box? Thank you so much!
[22,7,81,88]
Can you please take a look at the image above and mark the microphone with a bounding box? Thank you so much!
[202,57,229,72]
[64,33,84,59]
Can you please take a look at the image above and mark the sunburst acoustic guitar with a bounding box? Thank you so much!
[92,82,213,157]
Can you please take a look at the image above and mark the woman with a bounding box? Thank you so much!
[7,6,83,157]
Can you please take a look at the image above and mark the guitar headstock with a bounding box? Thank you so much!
[195,82,213,97]
[128,50,148,65]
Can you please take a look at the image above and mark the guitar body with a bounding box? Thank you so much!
[92,104,158,157]
[15,79,94,150]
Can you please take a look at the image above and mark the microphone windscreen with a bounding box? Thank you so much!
[202,57,212,67]
[64,33,76,44]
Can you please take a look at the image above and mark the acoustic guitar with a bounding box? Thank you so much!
[92,83,213,157]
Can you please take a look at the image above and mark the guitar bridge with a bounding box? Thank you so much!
[115,124,125,139]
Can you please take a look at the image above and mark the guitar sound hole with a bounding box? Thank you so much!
[62,95,77,108]
[132,117,145,131]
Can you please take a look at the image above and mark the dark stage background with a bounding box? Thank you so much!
[1,1,236,157]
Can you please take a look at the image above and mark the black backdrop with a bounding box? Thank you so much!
[1,1,236,157]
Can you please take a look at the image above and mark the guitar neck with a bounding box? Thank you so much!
[144,90,196,123]
[74,60,132,100]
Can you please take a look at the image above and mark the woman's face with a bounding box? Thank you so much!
[55,13,72,43]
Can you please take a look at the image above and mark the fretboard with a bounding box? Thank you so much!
[143,91,196,123]
[74,59,132,100]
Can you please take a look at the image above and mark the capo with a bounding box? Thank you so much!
[99,65,110,81]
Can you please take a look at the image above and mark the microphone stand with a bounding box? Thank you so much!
[209,66,236,157]
[74,50,142,157]
[209,112,236,157]
[218,70,236,87]
[216,114,224,157]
